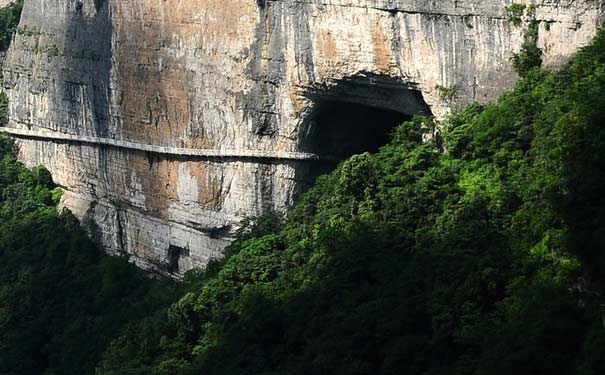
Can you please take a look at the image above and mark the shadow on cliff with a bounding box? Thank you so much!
[57,0,113,239]
[59,0,112,138]
[240,1,318,212]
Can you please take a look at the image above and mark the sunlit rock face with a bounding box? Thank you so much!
[1,0,602,276]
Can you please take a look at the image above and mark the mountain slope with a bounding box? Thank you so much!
[97,31,605,375]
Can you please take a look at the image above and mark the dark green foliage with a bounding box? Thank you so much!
[0,0,22,51]
[0,92,9,126]
[95,32,605,375]
[0,135,181,375]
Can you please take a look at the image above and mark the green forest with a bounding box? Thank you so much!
[1,1,605,374]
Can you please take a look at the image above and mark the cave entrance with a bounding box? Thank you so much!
[300,74,431,175]
[168,244,189,274]
[310,100,412,159]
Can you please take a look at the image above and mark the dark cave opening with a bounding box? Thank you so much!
[297,75,431,182]
[168,245,189,274]
[310,100,413,160]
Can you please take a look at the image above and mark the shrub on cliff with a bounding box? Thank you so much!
[512,20,543,76]
[0,92,9,126]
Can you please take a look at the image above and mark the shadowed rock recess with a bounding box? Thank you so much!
[1,0,603,276]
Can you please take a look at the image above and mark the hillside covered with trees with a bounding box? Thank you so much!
[1,1,605,373]
[94,31,605,375]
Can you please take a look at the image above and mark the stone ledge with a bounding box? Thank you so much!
[0,126,326,162]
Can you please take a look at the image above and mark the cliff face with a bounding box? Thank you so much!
[1,0,603,276]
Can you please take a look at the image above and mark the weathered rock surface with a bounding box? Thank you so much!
[1,0,603,276]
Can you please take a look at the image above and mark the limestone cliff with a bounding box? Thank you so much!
[1,0,603,276]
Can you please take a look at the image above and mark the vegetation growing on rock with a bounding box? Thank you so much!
[512,19,543,76]
[505,3,526,27]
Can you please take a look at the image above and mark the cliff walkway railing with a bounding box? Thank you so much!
[0,126,329,162]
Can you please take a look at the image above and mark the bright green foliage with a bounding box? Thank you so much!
[0,0,22,51]
[95,32,605,375]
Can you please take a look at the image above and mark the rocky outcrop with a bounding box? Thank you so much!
[1,0,603,276]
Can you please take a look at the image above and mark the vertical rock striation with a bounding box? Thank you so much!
[1,0,603,276]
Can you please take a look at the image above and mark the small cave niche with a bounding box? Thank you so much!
[299,74,431,176]
[167,244,190,274]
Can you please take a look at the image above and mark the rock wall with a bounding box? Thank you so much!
[1,0,603,276]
